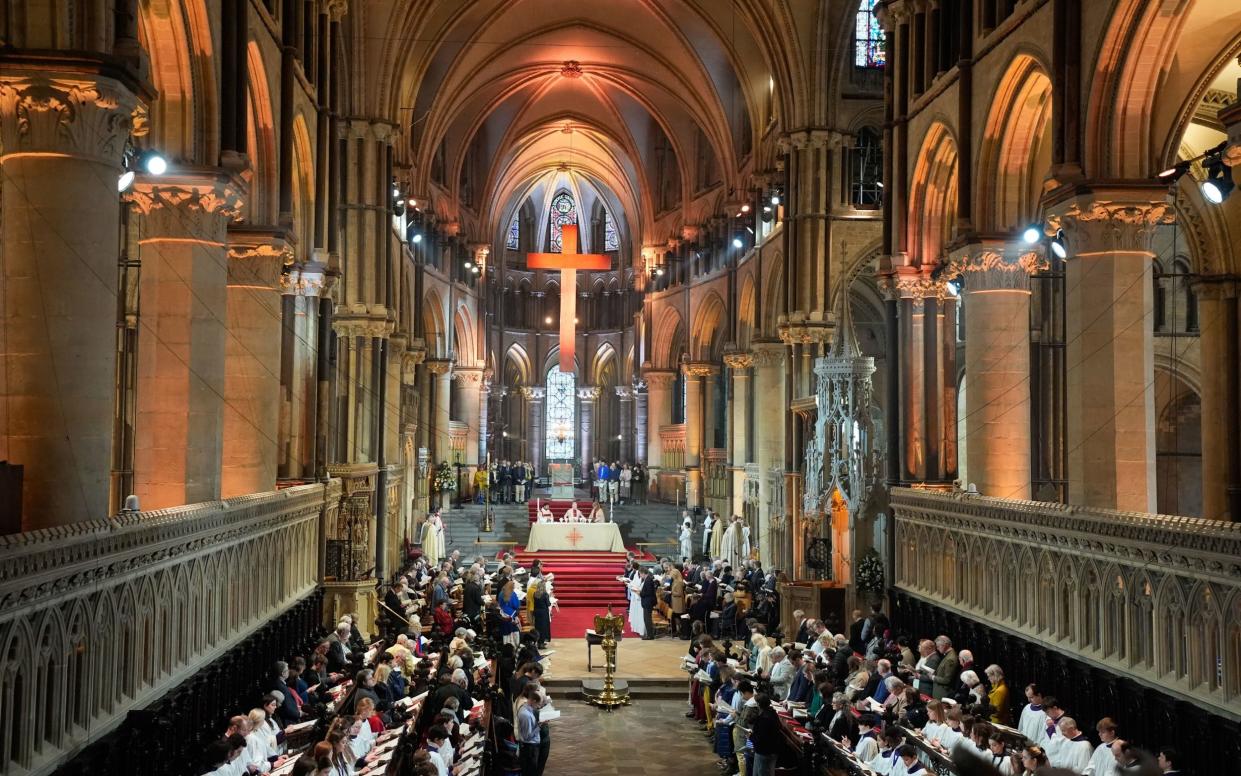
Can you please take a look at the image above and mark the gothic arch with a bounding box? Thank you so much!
[976,54,1053,233]
[652,308,685,370]
[907,122,959,267]
[423,289,448,358]
[136,0,218,164]
[690,291,727,361]
[246,41,279,225]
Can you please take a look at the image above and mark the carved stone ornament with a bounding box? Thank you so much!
[401,347,426,385]
[0,75,137,165]
[424,359,454,376]
[332,315,394,339]
[130,176,245,241]
[682,361,720,378]
[750,343,787,368]
[454,367,485,385]
[520,386,546,401]
[723,351,755,370]
[1046,197,1175,257]
[325,0,348,21]
[281,267,331,298]
[954,249,1046,292]
[577,385,602,401]
[642,370,678,388]
[615,385,634,399]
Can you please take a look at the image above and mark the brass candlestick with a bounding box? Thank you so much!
[584,605,630,709]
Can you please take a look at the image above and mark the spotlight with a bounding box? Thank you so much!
[732,237,744,249]
[1157,160,1192,184]
[1021,225,1042,245]
[574,317,579,324]
[471,265,480,274]
[1050,231,1068,260]
[654,267,665,276]
[411,233,423,244]
[945,278,962,297]
[740,203,751,214]
[464,261,473,269]
[545,316,553,325]
[762,205,772,213]
[140,150,168,176]
[1202,157,1234,204]
[117,170,135,192]
[771,194,780,205]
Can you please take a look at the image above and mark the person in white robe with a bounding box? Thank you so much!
[1048,717,1093,773]
[563,501,585,522]
[1017,684,1047,743]
[742,521,751,560]
[700,511,714,556]
[1087,718,1120,776]
[589,502,606,522]
[421,512,446,566]
[679,518,694,563]
[537,503,554,523]
[709,510,725,559]
[721,516,745,571]
[626,567,647,637]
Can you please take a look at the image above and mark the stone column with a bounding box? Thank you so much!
[643,370,675,470]
[752,342,787,565]
[1193,276,1240,520]
[0,74,137,527]
[426,359,454,464]
[221,233,289,498]
[684,362,718,507]
[578,386,600,476]
[522,386,546,475]
[477,369,491,464]
[725,351,754,516]
[615,386,634,462]
[400,345,425,524]
[959,245,1040,500]
[1050,194,1173,512]
[634,381,648,465]
[454,367,484,468]
[130,173,242,509]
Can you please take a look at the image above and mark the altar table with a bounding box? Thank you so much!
[526,522,626,552]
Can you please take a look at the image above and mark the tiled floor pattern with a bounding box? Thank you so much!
[540,698,724,776]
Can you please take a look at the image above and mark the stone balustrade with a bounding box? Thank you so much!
[0,482,339,775]
[890,487,1241,720]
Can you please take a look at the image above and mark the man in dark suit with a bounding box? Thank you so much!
[326,623,354,673]
[847,609,866,654]
[793,610,811,645]
[689,570,718,622]
[462,569,485,622]
[640,568,657,639]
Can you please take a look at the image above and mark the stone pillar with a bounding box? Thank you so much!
[221,234,289,498]
[643,370,675,470]
[616,386,634,462]
[752,342,787,564]
[130,173,242,509]
[959,246,1040,500]
[0,74,137,527]
[1193,276,1240,520]
[725,351,754,516]
[477,370,491,464]
[455,366,484,468]
[400,345,425,526]
[634,381,648,465]
[522,386,545,475]
[684,361,718,508]
[426,360,453,464]
[1050,194,1173,512]
[578,386,600,476]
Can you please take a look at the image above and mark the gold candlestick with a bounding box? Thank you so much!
[584,605,630,709]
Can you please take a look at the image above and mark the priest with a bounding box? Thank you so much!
[721,516,745,571]
[421,512,446,566]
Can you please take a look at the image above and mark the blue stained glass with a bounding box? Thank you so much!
[507,214,519,250]
[545,367,576,460]
[604,209,619,251]
[548,192,577,253]
[855,0,886,69]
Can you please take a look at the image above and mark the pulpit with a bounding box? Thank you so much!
[549,462,574,499]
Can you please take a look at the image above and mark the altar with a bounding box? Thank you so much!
[526,522,626,552]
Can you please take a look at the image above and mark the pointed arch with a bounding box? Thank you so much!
[690,291,728,361]
[976,54,1053,233]
[652,307,685,370]
[908,123,959,268]
[246,41,279,225]
[423,289,448,358]
[504,343,533,387]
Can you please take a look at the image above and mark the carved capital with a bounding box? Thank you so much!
[454,367,485,386]
[1047,195,1175,258]
[642,369,678,388]
[615,386,634,399]
[750,342,787,367]
[577,386,602,401]
[950,246,1045,293]
[778,128,846,154]
[280,266,331,297]
[401,344,426,385]
[520,386,546,401]
[682,361,720,378]
[333,314,394,339]
[425,359,454,376]
[723,351,755,370]
[0,74,137,166]
[130,173,244,242]
[1191,274,1241,302]
[325,0,348,21]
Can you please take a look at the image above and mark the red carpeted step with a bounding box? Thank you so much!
[494,546,652,608]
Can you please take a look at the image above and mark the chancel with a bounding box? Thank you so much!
[0,2,1239,776]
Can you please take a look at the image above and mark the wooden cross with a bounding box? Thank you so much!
[527,224,609,373]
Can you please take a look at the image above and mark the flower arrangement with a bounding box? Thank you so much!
[856,550,885,593]
[433,461,457,492]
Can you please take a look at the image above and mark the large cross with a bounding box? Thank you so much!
[527,224,609,373]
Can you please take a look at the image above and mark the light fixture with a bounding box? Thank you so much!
[545,315,553,324]
[1021,225,1042,245]
[740,203,751,214]
[141,151,168,176]
[471,265,480,274]
[616,434,623,440]
[1202,156,1235,204]
[464,261,473,269]
[573,317,579,324]
[117,170,135,192]
[1050,230,1068,259]
[732,237,744,249]
[502,430,509,438]
[411,233,423,244]
[1157,160,1192,184]
[654,266,665,276]
[771,194,780,205]
[945,278,962,297]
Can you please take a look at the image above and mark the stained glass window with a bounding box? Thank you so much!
[849,127,883,207]
[545,367,576,460]
[604,209,619,251]
[548,191,577,253]
[855,0,886,69]
[507,214,520,250]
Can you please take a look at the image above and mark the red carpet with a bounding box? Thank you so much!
[497,547,655,608]
[550,605,640,639]
[525,500,579,524]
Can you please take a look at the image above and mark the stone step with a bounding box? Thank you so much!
[542,677,686,700]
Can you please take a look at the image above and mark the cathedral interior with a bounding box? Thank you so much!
[1,0,1240,774]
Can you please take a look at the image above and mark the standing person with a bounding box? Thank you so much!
[498,578,522,648]
[679,517,694,563]
[1089,718,1120,776]
[749,693,783,776]
[529,578,552,649]
[625,563,647,638]
[595,460,610,501]
[608,461,621,504]
[640,567,657,639]
[516,686,542,776]
[632,462,645,503]
[702,511,715,557]
[931,635,959,700]
[619,463,632,503]
[474,466,489,504]
[1017,683,1047,742]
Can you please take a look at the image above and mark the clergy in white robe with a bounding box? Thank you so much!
[700,511,713,555]
[563,502,585,521]
[421,513,446,566]
[721,517,745,571]
[1087,717,1120,776]
[1017,688,1048,743]
[709,511,725,559]
[742,523,751,559]
[537,504,554,523]
[1048,718,1093,774]
[679,519,694,562]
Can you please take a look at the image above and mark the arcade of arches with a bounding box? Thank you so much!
[1,0,1240,773]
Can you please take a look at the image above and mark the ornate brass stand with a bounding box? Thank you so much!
[582,605,631,709]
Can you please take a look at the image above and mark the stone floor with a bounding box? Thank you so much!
[542,632,689,680]
[540,697,724,776]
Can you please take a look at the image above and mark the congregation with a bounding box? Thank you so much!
[196,543,560,776]
[679,605,1183,776]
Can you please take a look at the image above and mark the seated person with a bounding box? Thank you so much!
[562,501,585,522]
[589,501,606,522]
[537,504,555,523]
[433,599,455,636]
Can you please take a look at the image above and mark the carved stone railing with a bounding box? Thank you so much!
[890,487,1241,720]
[0,482,339,775]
